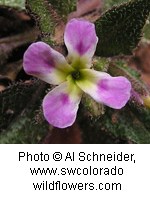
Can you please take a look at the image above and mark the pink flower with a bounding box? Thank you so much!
[23,19,131,128]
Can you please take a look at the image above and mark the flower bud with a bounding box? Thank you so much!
[143,96,150,109]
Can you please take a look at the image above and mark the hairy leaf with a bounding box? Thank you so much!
[26,0,57,44]
[95,0,150,56]
[0,80,49,143]
[78,104,150,144]
[47,0,76,19]
[0,0,25,8]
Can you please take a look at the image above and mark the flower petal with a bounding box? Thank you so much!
[23,42,72,85]
[64,19,98,65]
[76,69,131,109]
[42,81,82,128]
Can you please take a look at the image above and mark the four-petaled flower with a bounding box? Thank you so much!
[23,19,131,128]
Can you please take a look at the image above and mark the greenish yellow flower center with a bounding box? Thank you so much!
[71,70,81,80]
[67,56,87,82]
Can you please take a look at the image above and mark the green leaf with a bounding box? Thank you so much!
[25,0,76,45]
[78,104,150,144]
[104,0,128,10]
[47,0,76,19]
[101,107,150,144]
[95,0,150,57]
[0,0,25,8]
[0,80,49,143]
[143,16,150,39]
[26,0,58,45]
[0,112,49,144]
